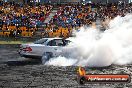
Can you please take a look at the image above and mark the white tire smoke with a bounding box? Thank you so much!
[44,14,132,67]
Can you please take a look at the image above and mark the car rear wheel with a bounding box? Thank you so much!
[41,52,52,64]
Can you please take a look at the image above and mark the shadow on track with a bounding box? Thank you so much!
[4,59,42,66]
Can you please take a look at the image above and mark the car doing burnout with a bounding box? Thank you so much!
[19,38,72,63]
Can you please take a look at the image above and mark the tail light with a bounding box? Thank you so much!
[23,47,32,52]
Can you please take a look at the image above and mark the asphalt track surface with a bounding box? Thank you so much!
[0,45,132,88]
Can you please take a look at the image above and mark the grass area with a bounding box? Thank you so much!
[0,37,39,44]
[0,41,32,44]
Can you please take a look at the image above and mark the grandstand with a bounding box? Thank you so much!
[0,0,132,42]
[1,0,131,4]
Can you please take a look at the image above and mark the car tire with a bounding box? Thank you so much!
[41,52,52,64]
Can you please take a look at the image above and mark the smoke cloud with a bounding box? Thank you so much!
[44,14,132,67]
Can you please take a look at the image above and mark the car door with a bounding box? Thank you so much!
[30,39,48,56]
[45,39,66,57]
[60,39,74,57]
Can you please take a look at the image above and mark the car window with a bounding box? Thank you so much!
[64,40,71,45]
[34,39,47,44]
[55,40,64,46]
[47,39,64,46]
[47,40,56,46]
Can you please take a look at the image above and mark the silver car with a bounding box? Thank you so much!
[19,38,71,62]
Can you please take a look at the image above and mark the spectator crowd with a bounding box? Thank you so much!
[0,1,52,38]
[0,1,132,39]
